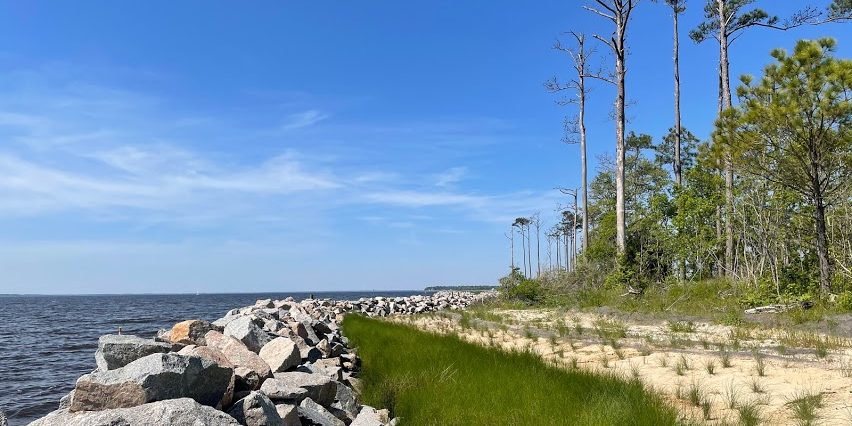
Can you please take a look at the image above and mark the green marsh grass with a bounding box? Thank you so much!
[342,315,679,425]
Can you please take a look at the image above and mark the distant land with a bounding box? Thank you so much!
[424,285,497,292]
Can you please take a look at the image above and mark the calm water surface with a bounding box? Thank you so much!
[0,291,422,425]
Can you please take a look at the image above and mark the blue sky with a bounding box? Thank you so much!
[0,1,848,294]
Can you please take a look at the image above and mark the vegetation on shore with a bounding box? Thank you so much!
[342,314,680,426]
[510,2,852,322]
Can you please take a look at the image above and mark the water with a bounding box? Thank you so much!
[0,291,423,425]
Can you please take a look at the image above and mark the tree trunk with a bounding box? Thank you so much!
[672,8,683,187]
[510,230,515,271]
[615,13,627,256]
[811,168,832,294]
[536,224,541,277]
[580,75,589,253]
[717,0,735,278]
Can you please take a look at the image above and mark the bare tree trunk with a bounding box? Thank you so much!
[585,0,634,257]
[579,71,589,254]
[615,16,627,256]
[536,222,541,277]
[672,7,683,187]
[510,229,515,271]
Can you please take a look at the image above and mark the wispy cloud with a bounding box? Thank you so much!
[281,109,329,130]
[434,167,467,187]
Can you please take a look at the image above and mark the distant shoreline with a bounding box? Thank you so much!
[0,289,426,297]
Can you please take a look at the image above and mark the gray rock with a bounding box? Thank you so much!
[205,331,272,381]
[331,381,359,421]
[290,335,322,363]
[271,372,336,406]
[260,377,309,402]
[178,345,236,407]
[94,334,171,371]
[29,398,240,426]
[70,353,232,412]
[227,391,284,426]
[234,366,262,392]
[213,315,240,329]
[259,337,301,373]
[274,404,300,426]
[297,398,345,426]
[291,321,319,345]
[316,339,331,358]
[225,316,273,353]
[58,390,74,409]
[350,406,385,426]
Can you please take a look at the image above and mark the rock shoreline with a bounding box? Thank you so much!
[29,291,495,426]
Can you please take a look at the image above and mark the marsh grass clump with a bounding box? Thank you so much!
[668,320,696,333]
[458,312,472,329]
[569,356,579,369]
[687,380,704,407]
[658,353,669,368]
[720,349,733,368]
[701,398,712,420]
[594,317,628,341]
[749,377,765,394]
[599,354,610,368]
[815,341,828,359]
[787,390,823,426]
[737,401,762,426]
[753,351,766,376]
[629,362,641,379]
[674,354,691,376]
[723,380,740,410]
[704,359,716,375]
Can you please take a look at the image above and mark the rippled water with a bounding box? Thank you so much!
[0,291,422,425]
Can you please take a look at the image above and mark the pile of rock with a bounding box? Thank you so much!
[30,291,493,426]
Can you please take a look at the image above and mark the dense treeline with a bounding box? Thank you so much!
[504,1,852,311]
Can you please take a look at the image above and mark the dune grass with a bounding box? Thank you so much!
[342,315,680,426]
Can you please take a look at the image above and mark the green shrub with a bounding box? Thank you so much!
[836,291,852,312]
[499,271,543,304]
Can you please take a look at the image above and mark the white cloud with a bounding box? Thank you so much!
[434,167,467,187]
[281,110,329,130]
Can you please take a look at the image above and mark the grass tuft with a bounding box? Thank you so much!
[737,401,762,426]
[668,320,696,333]
[787,390,823,426]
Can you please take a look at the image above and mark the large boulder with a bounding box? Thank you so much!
[94,335,171,371]
[30,398,240,426]
[224,316,272,353]
[350,406,386,426]
[297,398,345,426]
[177,345,235,408]
[259,377,309,403]
[330,381,359,422]
[270,372,336,406]
[259,337,301,373]
[227,391,284,426]
[170,320,218,345]
[205,331,272,381]
[290,321,319,345]
[275,404,300,426]
[69,353,232,412]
